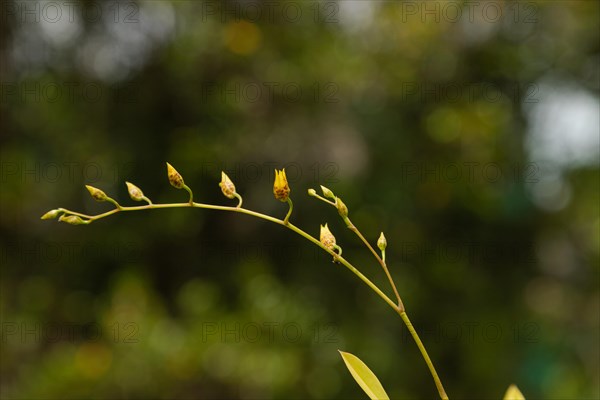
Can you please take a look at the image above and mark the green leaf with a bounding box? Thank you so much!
[503,384,525,400]
[339,350,390,400]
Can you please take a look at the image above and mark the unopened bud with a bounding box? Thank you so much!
[219,172,237,199]
[319,223,336,251]
[166,162,185,189]
[59,215,87,225]
[377,232,387,251]
[336,197,348,218]
[308,188,317,197]
[125,181,144,201]
[41,209,62,220]
[85,185,107,202]
[273,169,290,202]
[503,385,525,400]
[320,185,335,200]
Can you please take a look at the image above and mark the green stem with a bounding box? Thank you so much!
[399,311,448,400]
[346,218,404,311]
[54,200,447,399]
[183,184,194,205]
[284,197,293,225]
[310,192,336,206]
[105,197,122,210]
[234,193,243,208]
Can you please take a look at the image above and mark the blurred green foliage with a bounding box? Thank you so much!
[1,1,598,399]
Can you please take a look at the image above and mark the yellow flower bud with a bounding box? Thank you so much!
[125,181,144,201]
[319,223,336,251]
[307,188,317,197]
[320,185,335,200]
[219,171,237,199]
[166,162,185,189]
[85,185,107,202]
[503,384,525,400]
[377,232,387,251]
[336,197,348,218]
[41,209,62,220]
[273,169,290,202]
[59,215,87,225]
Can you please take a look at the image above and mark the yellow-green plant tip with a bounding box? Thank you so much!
[320,185,335,199]
[41,209,62,220]
[308,188,317,196]
[219,171,237,199]
[503,384,525,400]
[377,232,387,251]
[339,350,390,400]
[336,197,348,218]
[59,215,87,225]
[85,185,107,202]
[125,181,145,201]
[273,168,290,202]
[319,223,336,251]
[166,162,185,189]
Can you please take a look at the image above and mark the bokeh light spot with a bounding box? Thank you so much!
[75,343,112,379]
[224,21,262,55]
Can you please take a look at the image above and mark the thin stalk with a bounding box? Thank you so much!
[399,311,448,400]
[234,193,243,208]
[183,184,194,204]
[345,218,404,311]
[284,197,293,225]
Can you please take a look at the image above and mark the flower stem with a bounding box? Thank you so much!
[284,197,293,225]
[183,184,194,205]
[53,199,447,398]
[399,311,448,400]
[234,193,243,208]
[345,218,404,311]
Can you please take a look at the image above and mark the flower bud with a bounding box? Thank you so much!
[166,162,185,189]
[41,209,62,220]
[336,197,348,218]
[59,215,87,225]
[125,181,144,201]
[219,171,237,199]
[319,223,336,251]
[273,169,290,202]
[377,232,387,251]
[85,185,107,202]
[503,385,525,400]
[308,188,317,197]
[320,185,335,200]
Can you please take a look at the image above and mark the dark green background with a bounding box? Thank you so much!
[1,1,598,399]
